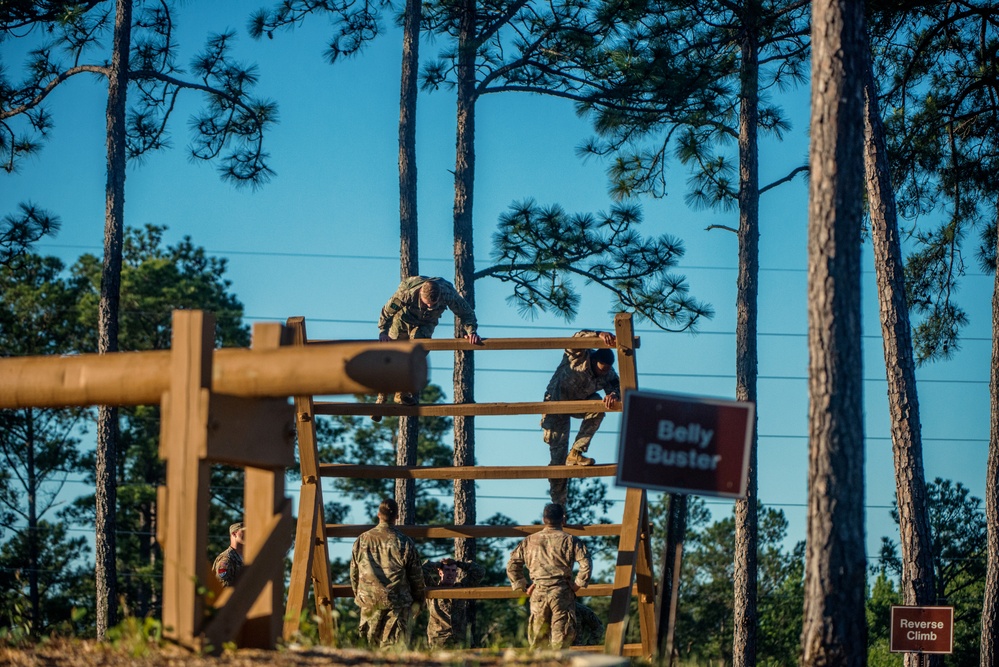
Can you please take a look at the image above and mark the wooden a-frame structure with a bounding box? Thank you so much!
[284,312,659,657]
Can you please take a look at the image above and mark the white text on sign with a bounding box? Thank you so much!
[657,420,714,447]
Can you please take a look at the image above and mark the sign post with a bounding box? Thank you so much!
[616,390,755,498]
[890,606,954,658]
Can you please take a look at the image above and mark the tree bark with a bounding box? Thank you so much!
[861,52,940,667]
[452,0,477,642]
[95,0,132,639]
[733,5,760,666]
[26,409,39,636]
[657,493,687,664]
[983,213,999,667]
[395,0,422,525]
[801,0,867,664]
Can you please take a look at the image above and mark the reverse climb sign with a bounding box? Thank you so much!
[616,390,755,498]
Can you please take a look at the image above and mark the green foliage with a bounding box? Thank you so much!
[879,478,986,666]
[483,199,714,332]
[104,613,163,657]
[579,0,810,202]
[646,495,805,665]
[0,203,59,266]
[0,251,93,637]
[871,2,999,363]
[0,2,275,185]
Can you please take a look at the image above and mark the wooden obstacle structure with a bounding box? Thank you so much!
[284,312,659,657]
[0,310,427,652]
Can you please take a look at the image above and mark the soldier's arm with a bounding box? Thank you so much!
[421,560,441,585]
[603,371,621,401]
[444,288,478,337]
[573,538,592,589]
[378,282,407,335]
[406,544,427,603]
[458,560,485,586]
[567,330,601,363]
[349,543,360,593]
[506,543,529,591]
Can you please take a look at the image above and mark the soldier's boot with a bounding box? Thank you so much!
[371,393,386,422]
[566,449,595,466]
[395,392,418,406]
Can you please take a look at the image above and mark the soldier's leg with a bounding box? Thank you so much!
[393,328,426,405]
[527,590,554,649]
[570,394,605,456]
[549,588,578,649]
[358,606,387,647]
[542,413,571,505]
[380,606,412,648]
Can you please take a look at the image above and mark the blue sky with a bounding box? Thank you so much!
[2,2,992,570]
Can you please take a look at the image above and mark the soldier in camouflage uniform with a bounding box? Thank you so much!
[506,503,592,649]
[350,498,426,648]
[373,276,482,417]
[541,330,620,505]
[421,557,485,648]
[212,521,245,588]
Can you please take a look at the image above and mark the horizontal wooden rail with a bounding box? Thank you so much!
[325,524,624,539]
[319,463,618,480]
[573,644,646,657]
[330,583,642,599]
[309,335,639,352]
[314,398,619,418]
[0,341,427,409]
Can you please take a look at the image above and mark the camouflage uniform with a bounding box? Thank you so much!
[212,547,243,588]
[421,559,485,648]
[542,330,621,504]
[350,520,426,648]
[378,276,478,341]
[574,602,604,645]
[506,526,592,649]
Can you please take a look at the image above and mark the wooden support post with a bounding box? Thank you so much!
[160,310,214,648]
[283,317,337,645]
[237,323,293,648]
[603,312,657,656]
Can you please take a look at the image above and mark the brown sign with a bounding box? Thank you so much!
[890,606,954,654]
[616,390,754,498]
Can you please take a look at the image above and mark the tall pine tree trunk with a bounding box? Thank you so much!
[983,213,999,667]
[801,0,867,664]
[452,0,477,640]
[26,409,40,636]
[732,6,760,666]
[861,54,939,667]
[396,0,422,525]
[96,0,132,638]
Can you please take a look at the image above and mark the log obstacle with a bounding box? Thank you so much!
[0,310,427,652]
[285,312,659,658]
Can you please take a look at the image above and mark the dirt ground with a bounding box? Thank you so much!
[0,641,632,667]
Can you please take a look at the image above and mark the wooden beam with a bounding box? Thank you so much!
[605,487,645,655]
[206,394,295,469]
[202,504,293,651]
[319,463,617,480]
[160,311,213,648]
[328,583,639,599]
[325,523,624,539]
[314,398,620,418]
[309,335,639,351]
[0,340,428,409]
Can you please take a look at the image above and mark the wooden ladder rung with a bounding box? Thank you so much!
[325,523,624,539]
[319,463,618,479]
[314,399,619,418]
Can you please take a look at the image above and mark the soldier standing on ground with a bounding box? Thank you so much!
[421,557,485,648]
[541,330,620,505]
[350,498,426,648]
[373,276,482,418]
[506,503,592,649]
[212,521,245,588]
